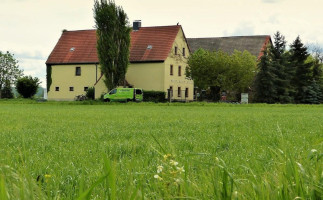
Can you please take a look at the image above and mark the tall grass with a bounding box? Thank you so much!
[0,101,322,199]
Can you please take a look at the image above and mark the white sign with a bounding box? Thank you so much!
[241,93,248,104]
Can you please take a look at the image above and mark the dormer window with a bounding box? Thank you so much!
[147,45,153,49]
[70,47,75,52]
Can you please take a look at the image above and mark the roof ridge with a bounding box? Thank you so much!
[188,35,270,39]
[139,25,180,28]
[63,25,180,33]
[63,29,96,32]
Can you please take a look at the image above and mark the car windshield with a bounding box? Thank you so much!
[109,89,117,94]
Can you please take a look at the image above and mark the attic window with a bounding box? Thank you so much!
[147,45,153,49]
[70,47,75,52]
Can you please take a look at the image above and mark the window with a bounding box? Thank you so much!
[75,67,81,76]
[178,87,181,97]
[183,48,186,57]
[178,66,181,76]
[69,87,74,91]
[175,46,178,55]
[136,89,142,95]
[84,87,88,91]
[185,88,189,98]
[55,87,59,91]
[109,89,117,94]
[170,65,173,75]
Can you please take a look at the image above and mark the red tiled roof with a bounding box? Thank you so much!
[46,25,181,65]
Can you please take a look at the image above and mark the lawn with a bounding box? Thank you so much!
[0,101,322,199]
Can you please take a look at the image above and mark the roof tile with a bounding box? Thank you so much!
[46,25,181,65]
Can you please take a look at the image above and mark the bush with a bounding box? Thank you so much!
[143,90,166,102]
[86,87,95,100]
[16,76,40,98]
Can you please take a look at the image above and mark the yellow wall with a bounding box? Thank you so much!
[48,64,101,101]
[94,75,108,99]
[164,28,194,101]
[125,62,165,91]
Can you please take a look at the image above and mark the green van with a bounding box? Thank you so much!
[103,88,143,102]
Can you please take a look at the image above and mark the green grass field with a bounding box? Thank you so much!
[0,100,322,199]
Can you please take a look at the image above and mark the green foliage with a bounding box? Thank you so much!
[0,102,322,199]
[0,51,23,98]
[187,48,256,101]
[143,90,166,102]
[16,75,40,98]
[270,31,292,103]
[85,87,95,100]
[254,33,323,104]
[254,46,276,103]
[46,65,52,92]
[94,0,131,91]
[0,80,14,99]
[289,36,314,103]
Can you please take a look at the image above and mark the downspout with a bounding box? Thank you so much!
[95,64,98,99]
[95,64,98,82]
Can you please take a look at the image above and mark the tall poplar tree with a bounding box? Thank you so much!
[94,0,131,90]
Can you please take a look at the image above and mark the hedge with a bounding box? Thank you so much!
[143,90,166,102]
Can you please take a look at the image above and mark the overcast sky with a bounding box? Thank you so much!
[1,0,322,88]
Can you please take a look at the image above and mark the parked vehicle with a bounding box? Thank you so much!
[104,88,143,102]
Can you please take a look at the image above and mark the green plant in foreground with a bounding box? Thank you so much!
[0,102,322,199]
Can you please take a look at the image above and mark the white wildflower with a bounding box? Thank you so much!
[170,160,178,166]
[176,166,185,174]
[174,178,181,185]
[154,174,163,181]
[157,165,163,173]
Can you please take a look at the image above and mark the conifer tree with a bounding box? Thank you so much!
[289,36,313,103]
[270,32,291,103]
[311,55,323,103]
[253,46,276,103]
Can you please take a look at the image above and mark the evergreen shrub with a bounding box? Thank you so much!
[86,87,95,100]
[143,90,166,102]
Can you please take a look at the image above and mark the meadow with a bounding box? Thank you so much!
[0,100,322,199]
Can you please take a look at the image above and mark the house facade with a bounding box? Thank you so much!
[46,24,194,101]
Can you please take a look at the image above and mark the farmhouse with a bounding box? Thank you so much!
[46,22,193,101]
[187,35,272,59]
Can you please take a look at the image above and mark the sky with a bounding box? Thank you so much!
[1,0,322,88]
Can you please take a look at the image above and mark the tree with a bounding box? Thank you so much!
[86,87,95,100]
[253,46,276,103]
[270,32,291,103]
[0,51,23,98]
[187,48,256,101]
[289,36,313,103]
[1,79,14,99]
[94,0,131,91]
[228,50,257,94]
[16,76,40,98]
